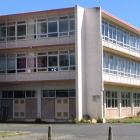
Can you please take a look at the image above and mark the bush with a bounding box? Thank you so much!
[97,117,103,123]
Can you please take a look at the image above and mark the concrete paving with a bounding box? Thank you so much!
[0,123,139,140]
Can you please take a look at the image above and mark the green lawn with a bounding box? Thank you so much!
[107,117,140,123]
[0,131,30,138]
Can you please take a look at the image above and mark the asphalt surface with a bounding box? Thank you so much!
[0,123,140,140]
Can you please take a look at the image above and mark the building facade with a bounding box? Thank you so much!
[0,6,140,122]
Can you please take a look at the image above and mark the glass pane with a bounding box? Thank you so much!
[48,56,57,67]
[59,20,68,35]
[48,21,57,35]
[56,90,68,97]
[59,55,69,67]
[17,24,26,36]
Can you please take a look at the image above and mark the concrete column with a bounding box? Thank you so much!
[131,92,134,116]
[75,6,85,121]
[103,91,106,119]
[118,91,121,118]
[37,89,41,118]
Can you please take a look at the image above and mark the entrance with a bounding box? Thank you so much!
[55,89,70,119]
[55,98,69,119]
[14,99,25,119]
[13,91,26,119]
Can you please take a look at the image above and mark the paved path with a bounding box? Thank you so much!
[0,123,140,140]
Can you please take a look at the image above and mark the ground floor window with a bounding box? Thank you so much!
[106,90,118,108]
[134,93,140,107]
[121,92,131,107]
[42,89,75,98]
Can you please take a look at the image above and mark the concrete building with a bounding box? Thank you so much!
[0,6,140,122]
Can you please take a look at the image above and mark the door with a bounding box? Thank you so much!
[14,99,25,119]
[55,98,69,119]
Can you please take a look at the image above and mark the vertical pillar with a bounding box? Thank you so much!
[37,89,41,118]
[103,91,106,120]
[118,91,121,118]
[131,92,134,116]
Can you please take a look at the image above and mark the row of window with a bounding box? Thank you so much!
[0,50,75,73]
[42,89,75,98]
[103,52,140,78]
[106,90,140,108]
[0,15,75,41]
[0,90,36,98]
[0,89,75,99]
[102,20,140,53]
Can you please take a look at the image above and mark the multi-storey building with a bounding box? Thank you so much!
[0,6,140,122]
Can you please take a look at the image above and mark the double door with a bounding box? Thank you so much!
[55,98,69,119]
[14,99,25,119]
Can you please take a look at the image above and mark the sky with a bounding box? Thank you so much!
[0,0,140,28]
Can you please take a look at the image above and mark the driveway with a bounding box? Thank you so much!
[0,123,140,140]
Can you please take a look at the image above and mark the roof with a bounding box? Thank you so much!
[102,9,140,35]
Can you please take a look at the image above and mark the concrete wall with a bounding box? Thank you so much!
[0,71,75,82]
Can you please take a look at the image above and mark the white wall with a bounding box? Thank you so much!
[84,7,103,119]
[76,6,104,120]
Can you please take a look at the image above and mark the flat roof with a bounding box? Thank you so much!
[102,9,140,35]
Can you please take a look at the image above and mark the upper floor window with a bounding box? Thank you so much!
[48,51,58,71]
[0,54,6,73]
[17,53,26,72]
[37,53,47,71]
[0,14,75,42]
[59,50,69,70]
[17,21,26,40]
[48,18,58,37]
[7,54,16,73]
[102,20,140,54]
[0,24,6,41]
[59,16,68,36]
[37,19,47,38]
[7,23,15,41]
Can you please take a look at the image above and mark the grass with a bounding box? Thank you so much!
[0,131,31,138]
[107,116,140,123]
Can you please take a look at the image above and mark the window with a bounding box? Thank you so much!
[27,21,36,39]
[69,15,75,35]
[37,19,47,38]
[121,92,131,107]
[56,90,68,97]
[134,93,140,107]
[17,21,26,39]
[48,51,58,71]
[106,90,118,108]
[17,54,26,72]
[14,91,25,98]
[0,55,6,73]
[7,55,16,73]
[2,91,13,98]
[0,24,6,41]
[26,90,36,98]
[48,18,58,37]
[69,89,76,97]
[7,24,15,40]
[59,51,69,70]
[42,90,55,98]
[59,16,68,36]
[69,50,75,70]
[37,53,47,71]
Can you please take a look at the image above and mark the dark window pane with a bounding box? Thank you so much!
[48,56,57,67]
[56,90,68,97]
[14,91,25,98]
